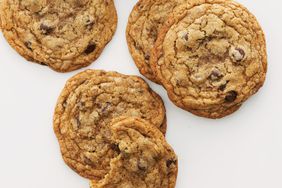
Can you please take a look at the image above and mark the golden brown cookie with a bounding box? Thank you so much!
[53,70,167,180]
[151,0,267,118]
[0,0,2,30]
[126,0,187,83]
[0,0,117,72]
[90,117,178,188]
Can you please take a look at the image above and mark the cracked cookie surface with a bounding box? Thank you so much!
[0,0,117,72]
[53,70,166,179]
[90,117,178,188]
[126,0,187,83]
[151,0,267,118]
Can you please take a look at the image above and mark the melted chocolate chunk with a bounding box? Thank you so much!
[219,84,226,91]
[39,62,47,66]
[236,48,245,60]
[209,69,223,81]
[231,47,245,62]
[110,144,120,154]
[225,90,238,103]
[84,43,96,54]
[166,159,177,168]
[40,24,53,35]
[219,81,229,91]
[183,33,189,41]
[144,53,150,61]
[84,157,93,166]
[24,41,33,51]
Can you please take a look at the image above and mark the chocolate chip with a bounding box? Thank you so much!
[24,41,33,51]
[137,2,144,10]
[84,157,93,165]
[40,24,53,35]
[225,90,238,103]
[184,33,189,41]
[219,84,226,91]
[137,160,147,171]
[39,62,47,66]
[236,48,245,59]
[110,144,120,153]
[231,47,245,62]
[133,41,141,50]
[166,159,177,168]
[85,19,94,29]
[84,43,96,54]
[76,118,81,126]
[209,69,223,81]
[219,81,229,91]
[138,165,146,171]
[72,118,81,130]
[144,53,150,61]
[62,100,67,108]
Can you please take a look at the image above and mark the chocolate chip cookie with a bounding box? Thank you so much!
[89,117,178,188]
[53,70,167,180]
[126,0,187,83]
[151,0,267,118]
[0,0,117,72]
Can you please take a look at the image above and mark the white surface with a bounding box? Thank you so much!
[0,0,281,187]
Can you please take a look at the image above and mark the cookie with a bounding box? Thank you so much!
[126,0,187,83]
[151,0,267,118]
[89,117,178,188]
[0,0,117,72]
[53,70,167,180]
[0,0,2,30]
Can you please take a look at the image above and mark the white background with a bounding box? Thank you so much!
[0,0,281,187]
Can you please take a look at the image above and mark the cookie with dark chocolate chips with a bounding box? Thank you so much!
[53,70,167,180]
[151,0,267,118]
[126,0,187,84]
[89,117,178,188]
[0,0,117,72]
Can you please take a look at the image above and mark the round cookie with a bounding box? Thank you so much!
[90,117,178,188]
[53,70,167,180]
[126,0,187,83]
[0,0,117,72]
[151,0,267,118]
